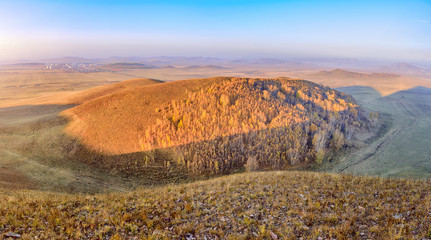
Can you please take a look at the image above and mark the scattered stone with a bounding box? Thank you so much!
[270,231,278,240]
[185,233,196,240]
[5,232,21,238]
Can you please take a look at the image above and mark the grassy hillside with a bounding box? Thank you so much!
[1,171,430,239]
[0,77,230,192]
[0,78,163,193]
[0,104,152,193]
[324,85,431,178]
[61,77,231,154]
[62,77,372,177]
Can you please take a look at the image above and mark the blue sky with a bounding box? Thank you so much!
[0,0,430,60]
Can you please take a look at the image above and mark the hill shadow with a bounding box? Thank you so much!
[383,85,431,98]
[70,126,304,183]
[380,86,431,117]
[335,86,382,101]
[0,104,76,120]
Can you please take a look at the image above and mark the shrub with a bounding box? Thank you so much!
[245,156,259,172]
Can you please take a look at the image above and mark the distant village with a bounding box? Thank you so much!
[44,63,99,72]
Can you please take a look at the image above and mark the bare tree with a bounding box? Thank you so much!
[312,130,327,152]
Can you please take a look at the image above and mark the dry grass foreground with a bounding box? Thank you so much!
[1,171,430,239]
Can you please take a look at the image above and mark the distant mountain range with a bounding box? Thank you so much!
[2,56,430,76]
[100,62,160,70]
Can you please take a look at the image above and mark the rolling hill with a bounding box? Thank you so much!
[61,77,371,177]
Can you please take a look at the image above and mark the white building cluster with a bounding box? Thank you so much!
[44,63,98,72]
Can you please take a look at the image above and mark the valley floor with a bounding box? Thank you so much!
[1,171,430,239]
[328,86,431,178]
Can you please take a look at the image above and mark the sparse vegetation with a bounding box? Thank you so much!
[1,171,430,239]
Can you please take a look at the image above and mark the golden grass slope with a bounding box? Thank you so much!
[1,171,430,239]
[61,77,231,154]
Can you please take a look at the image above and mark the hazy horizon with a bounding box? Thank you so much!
[1,0,430,61]
[3,55,431,66]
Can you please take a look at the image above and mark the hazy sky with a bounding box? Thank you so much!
[1,0,430,61]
